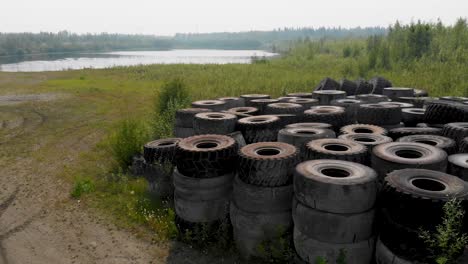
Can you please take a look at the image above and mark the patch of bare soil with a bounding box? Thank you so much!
[0,93,67,106]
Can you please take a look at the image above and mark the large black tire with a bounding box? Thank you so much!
[338,133,393,152]
[175,214,232,246]
[413,89,429,97]
[173,126,195,138]
[448,154,468,181]
[440,96,468,102]
[286,122,333,130]
[287,92,313,98]
[292,198,375,243]
[355,78,373,95]
[331,99,362,123]
[273,114,299,127]
[227,131,247,148]
[382,88,414,100]
[175,108,211,127]
[312,90,346,105]
[397,96,433,108]
[241,94,271,106]
[340,124,387,135]
[265,103,303,115]
[176,134,238,178]
[397,134,457,155]
[217,97,244,108]
[193,112,237,135]
[293,227,375,264]
[314,77,340,91]
[388,127,442,140]
[294,159,377,214]
[356,94,389,103]
[371,142,448,181]
[369,76,392,94]
[232,175,293,213]
[239,142,298,187]
[143,138,181,164]
[357,104,402,126]
[442,123,468,146]
[278,127,336,159]
[379,101,414,109]
[460,137,468,153]
[237,115,281,144]
[191,100,227,111]
[305,138,368,164]
[339,78,358,95]
[424,100,468,124]
[226,106,259,116]
[287,98,318,110]
[375,237,412,264]
[381,169,468,231]
[249,99,280,114]
[304,106,346,130]
[402,108,425,126]
[277,96,300,102]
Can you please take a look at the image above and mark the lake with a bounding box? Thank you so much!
[0,50,277,72]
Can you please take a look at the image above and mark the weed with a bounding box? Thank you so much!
[71,178,95,198]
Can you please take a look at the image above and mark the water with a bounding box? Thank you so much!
[0,50,277,72]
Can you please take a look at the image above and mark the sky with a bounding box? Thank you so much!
[1,0,467,35]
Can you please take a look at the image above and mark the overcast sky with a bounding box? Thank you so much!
[1,0,466,35]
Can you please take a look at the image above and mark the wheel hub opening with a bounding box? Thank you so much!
[296,130,317,135]
[255,148,281,156]
[249,118,268,123]
[414,140,437,146]
[354,128,373,133]
[411,178,446,192]
[196,142,218,149]
[207,114,225,119]
[395,150,423,159]
[324,144,349,152]
[236,109,249,113]
[354,137,376,143]
[315,110,331,113]
[321,168,350,178]
[158,142,175,146]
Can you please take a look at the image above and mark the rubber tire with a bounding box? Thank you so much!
[175,108,211,128]
[402,108,425,126]
[294,159,377,214]
[448,154,468,181]
[424,100,468,124]
[357,104,402,126]
[217,97,244,108]
[273,114,299,127]
[176,134,238,178]
[460,137,468,153]
[339,79,358,96]
[193,112,237,135]
[265,103,303,115]
[304,138,368,164]
[355,79,373,95]
[356,94,389,103]
[338,133,393,152]
[371,142,448,181]
[174,126,195,138]
[388,127,442,140]
[369,76,392,94]
[241,94,271,106]
[382,88,414,100]
[232,176,293,213]
[249,99,280,114]
[442,123,468,146]
[143,138,181,164]
[286,122,333,130]
[287,98,319,110]
[293,227,375,264]
[312,90,346,105]
[375,237,412,264]
[238,142,298,187]
[304,106,346,131]
[237,115,282,144]
[175,214,231,245]
[379,101,415,109]
[278,127,336,160]
[314,77,340,91]
[287,92,313,98]
[292,198,375,243]
[330,99,362,123]
[191,100,227,111]
[226,106,259,116]
[397,134,457,155]
[340,124,387,136]
[440,96,468,102]
[227,131,246,148]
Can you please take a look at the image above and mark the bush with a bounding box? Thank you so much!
[71,178,95,198]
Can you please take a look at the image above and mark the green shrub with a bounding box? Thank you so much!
[71,178,95,198]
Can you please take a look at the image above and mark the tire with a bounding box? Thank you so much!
[440,96,468,102]
[294,159,377,213]
[193,112,237,135]
[381,169,468,230]
[314,77,340,91]
[287,98,319,110]
[232,176,293,213]
[265,103,303,115]
[448,154,468,181]
[273,114,299,127]
[304,106,346,130]
[226,106,259,116]
[237,115,282,144]
[191,100,227,111]
[338,133,393,152]
[173,169,233,222]
[413,89,429,97]
[176,134,238,178]
[397,134,457,155]
[287,92,313,98]
[460,137,468,153]
[227,131,247,148]
[355,78,373,95]
[339,79,358,96]
[278,127,336,159]
[241,94,271,106]
[388,127,442,140]
[371,142,448,181]
[340,124,387,136]
[174,126,195,138]
[143,138,181,164]
[424,100,468,124]
[239,142,298,187]
[175,214,231,245]
[375,237,412,264]
[217,97,244,108]
[381,123,405,131]
[382,88,414,100]
[442,123,468,146]
[369,76,392,94]
[249,99,279,114]
[305,138,368,164]
[293,228,375,264]
[175,108,211,127]
[292,198,375,243]
[356,94,389,103]
[286,122,333,130]
[402,108,425,126]
[146,163,175,199]
[379,101,414,109]
[277,96,300,102]
[330,99,362,123]
[397,96,432,108]
[357,104,402,126]
[312,90,346,105]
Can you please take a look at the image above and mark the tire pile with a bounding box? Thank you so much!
[139,76,468,263]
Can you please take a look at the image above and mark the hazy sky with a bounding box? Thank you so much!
[1,0,467,35]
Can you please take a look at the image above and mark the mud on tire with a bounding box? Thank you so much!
[304,138,368,164]
[143,138,181,164]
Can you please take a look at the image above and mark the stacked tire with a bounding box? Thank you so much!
[237,115,282,144]
[293,160,378,264]
[231,142,298,260]
[174,108,210,138]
